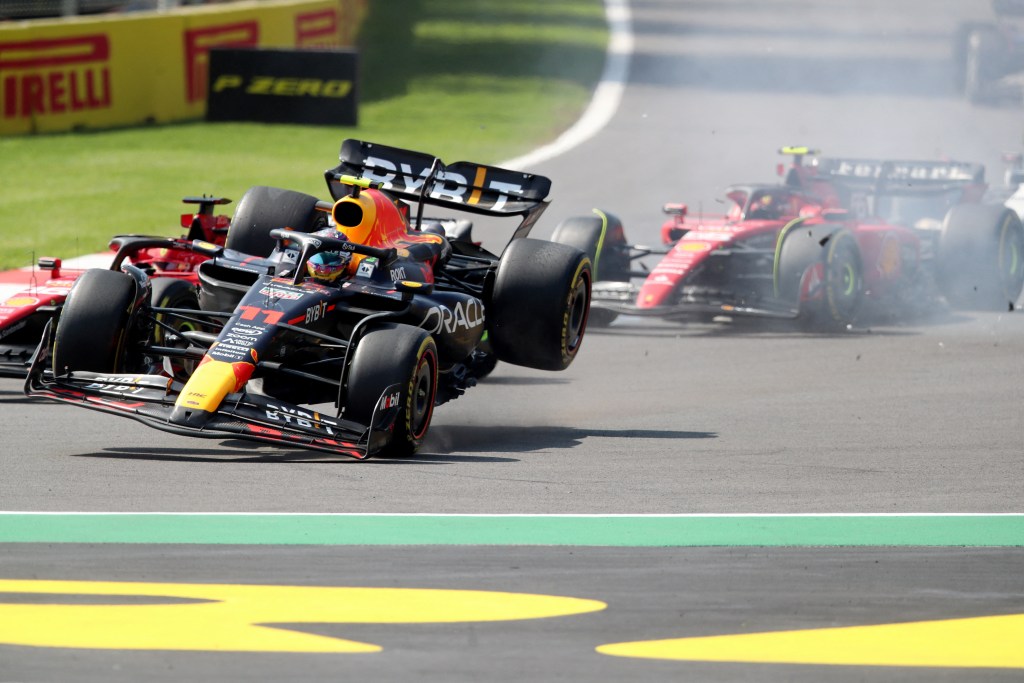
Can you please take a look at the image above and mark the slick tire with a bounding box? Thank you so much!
[551,210,631,282]
[225,186,327,257]
[346,323,438,457]
[937,204,1024,311]
[52,269,138,375]
[488,238,592,370]
[551,211,629,328]
[775,223,863,331]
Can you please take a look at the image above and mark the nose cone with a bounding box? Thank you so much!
[171,357,254,426]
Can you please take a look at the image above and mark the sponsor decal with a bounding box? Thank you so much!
[362,156,524,211]
[304,300,328,324]
[184,22,259,103]
[211,74,353,98]
[0,319,27,339]
[357,257,377,277]
[2,296,38,307]
[295,8,341,47]
[379,391,401,410]
[831,160,977,182]
[205,48,357,126]
[680,231,734,242]
[1,35,112,119]
[389,266,407,281]
[420,299,484,334]
[23,283,76,296]
[266,403,338,433]
[259,285,303,300]
[83,381,146,395]
[210,321,265,362]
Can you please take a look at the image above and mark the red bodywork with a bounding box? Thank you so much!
[0,197,230,376]
[622,152,988,318]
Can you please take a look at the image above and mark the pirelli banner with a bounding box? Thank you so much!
[0,0,365,135]
[206,48,357,125]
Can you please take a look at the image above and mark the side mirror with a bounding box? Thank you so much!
[662,203,688,217]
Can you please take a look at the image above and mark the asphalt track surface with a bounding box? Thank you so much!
[2,1,1024,681]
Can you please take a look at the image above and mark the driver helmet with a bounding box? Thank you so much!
[306,251,350,283]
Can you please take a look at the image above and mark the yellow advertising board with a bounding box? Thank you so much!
[0,0,365,135]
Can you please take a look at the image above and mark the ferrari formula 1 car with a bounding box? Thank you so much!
[565,148,1024,329]
[25,140,594,459]
[0,196,232,377]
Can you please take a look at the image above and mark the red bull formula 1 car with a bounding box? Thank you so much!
[563,148,1024,329]
[0,196,232,377]
[25,140,594,459]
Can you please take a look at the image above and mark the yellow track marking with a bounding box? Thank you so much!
[0,579,605,653]
[598,613,1024,668]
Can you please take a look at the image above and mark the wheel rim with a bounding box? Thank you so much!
[827,238,861,321]
[409,348,436,440]
[565,276,589,354]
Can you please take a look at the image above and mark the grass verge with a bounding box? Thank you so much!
[0,0,607,270]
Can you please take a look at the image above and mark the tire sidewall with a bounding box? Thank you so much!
[53,269,139,374]
[938,204,1024,310]
[488,238,592,371]
[345,323,438,456]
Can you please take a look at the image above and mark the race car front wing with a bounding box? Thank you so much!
[591,281,801,321]
[23,327,397,460]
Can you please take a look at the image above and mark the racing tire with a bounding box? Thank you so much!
[346,323,438,457]
[150,278,201,380]
[488,238,592,370]
[551,210,631,282]
[775,224,863,331]
[937,204,1024,311]
[225,185,327,257]
[52,269,139,375]
[551,211,630,328]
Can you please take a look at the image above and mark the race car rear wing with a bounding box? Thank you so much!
[325,139,552,235]
[812,158,986,188]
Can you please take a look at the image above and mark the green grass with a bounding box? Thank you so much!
[0,0,607,270]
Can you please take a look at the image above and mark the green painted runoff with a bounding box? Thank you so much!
[0,514,1021,546]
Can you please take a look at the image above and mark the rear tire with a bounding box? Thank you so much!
[552,211,629,328]
[551,210,631,282]
[52,269,138,374]
[346,324,438,457]
[775,224,863,331]
[226,186,327,257]
[488,238,592,370]
[937,204,1024,310]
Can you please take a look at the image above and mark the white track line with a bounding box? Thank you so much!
[499,0,633,170]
